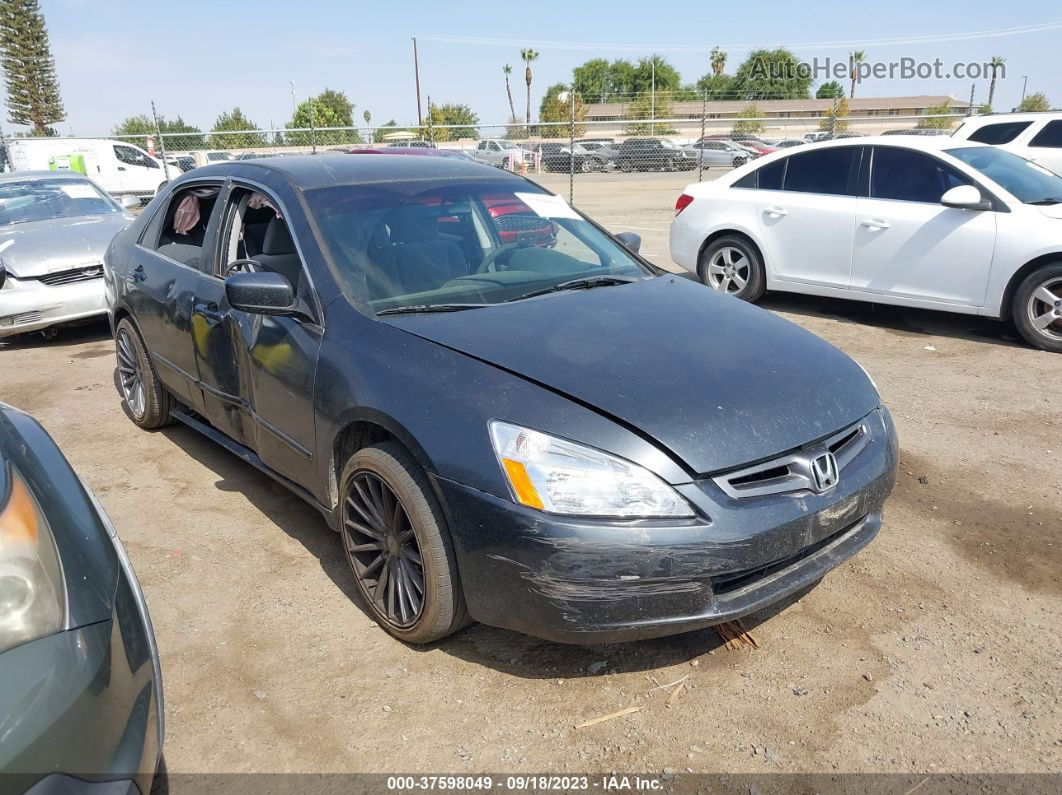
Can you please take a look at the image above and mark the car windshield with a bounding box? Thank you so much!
[0,178,118,226]
[946,146,1062,204]
[306,179,654,315]
[660,140,677,149]
[498,140,518,150]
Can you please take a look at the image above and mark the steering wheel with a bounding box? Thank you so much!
[475,242,519,274]
[224,258,261,276]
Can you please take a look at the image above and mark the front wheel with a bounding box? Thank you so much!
[620,159,633,173]
[698,235,766,302]
[339,442,470,644]
[1012,263,1062,353]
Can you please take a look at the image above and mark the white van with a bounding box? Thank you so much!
[6,138,173,198]
[951,112,1062,175]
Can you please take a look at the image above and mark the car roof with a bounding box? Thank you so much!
[778,135,982,152]
[188,153,516,189]
[0,170,92,185]
[957,112,1062,128]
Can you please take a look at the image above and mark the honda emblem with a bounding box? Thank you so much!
[810,452,839,493]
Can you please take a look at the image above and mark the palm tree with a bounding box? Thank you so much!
[848,50,866,99]
[503,64,517,122]
[710,47,727,77]
[521,48,539,127]
[987,55,1006,110]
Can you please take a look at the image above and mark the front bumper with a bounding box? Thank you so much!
[0,276,107,337]
[0,552,163,794]
[439,408,898,644]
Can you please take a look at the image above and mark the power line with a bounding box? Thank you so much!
[418,21,1062,53]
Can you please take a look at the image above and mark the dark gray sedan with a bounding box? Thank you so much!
[0,403,163,793]
[105,154,897,645]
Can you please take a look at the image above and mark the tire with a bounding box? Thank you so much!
[1012,262,1062,353]
[698,235,766,302]
[339,441,470,644]
[734,157,748,168]
[115,317,175,429]
[620,159,633,173]
[579,158,591,173]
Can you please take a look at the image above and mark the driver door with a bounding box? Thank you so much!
[191,183,324,489]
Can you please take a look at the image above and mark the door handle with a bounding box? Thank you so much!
[861,218,890,230]
[131,264,146,283]
[764,206,788,217]
[193,301,224,324]
[117,165,126,171]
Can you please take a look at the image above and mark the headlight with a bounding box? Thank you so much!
[0,465,66,654]
[489,421,693,518]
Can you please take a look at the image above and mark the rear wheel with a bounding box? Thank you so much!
[620,159,633,173]
[115,318,175,429]
[1012,263,1062,353]
[339,442,470,644]
[698,235,766,302]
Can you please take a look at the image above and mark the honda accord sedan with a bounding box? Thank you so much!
[0,403,163,793]
[0,171,139,339]
[105,155,897,644]
[670,136,1062,353]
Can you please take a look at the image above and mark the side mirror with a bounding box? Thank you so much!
[119,194,141,209]
[615,231,642,253]
[941,185,990,210]
[225,271,295,316]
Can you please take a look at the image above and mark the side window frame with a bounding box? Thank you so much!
[867,145,970,204]
[135,179,227,270]
[967,120,1033,146]
[780,145,863,197]
[1029,120,1062,149]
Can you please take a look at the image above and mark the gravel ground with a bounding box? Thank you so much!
[1,172,1060,780]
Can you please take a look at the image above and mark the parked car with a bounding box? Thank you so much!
[387,140,436,149]
[881,129,950,136]
[618,138,695,171]
[951,112,1062,175]
[774,139,807,149]
[105,154,896,645]
[682,139,750,168]
[6,138,171,199]
[0,402,164,793]
[168,154,196,172]
[0,171,139,339]
[576,140,619,169]
[671,136,1062,352]
[474,138,534,168]
[535,142,605,172]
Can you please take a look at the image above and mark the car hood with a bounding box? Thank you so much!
[0,214,130,277]
[383,276,880,475]
[1037,204,1062,220]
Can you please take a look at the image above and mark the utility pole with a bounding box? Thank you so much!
[568,88,575,204]
[413,36,423,128]
[1020,75,1029,105]
[151,100,170,181]
[698,88,707,182]
[290,80,297,115]
[968,83,975,116]
[650,53,656,136]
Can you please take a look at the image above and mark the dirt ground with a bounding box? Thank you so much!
[1,172,1060,781]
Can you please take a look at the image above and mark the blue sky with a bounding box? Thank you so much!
[33,0,1062,136]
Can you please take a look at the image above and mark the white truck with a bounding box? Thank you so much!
[5,138,173,198]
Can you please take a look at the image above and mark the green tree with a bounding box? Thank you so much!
[288,89,360,145]
[427,103,479,141]
[211,108,267,149]
[573,57,611,103]
[977,103,993,115]
[916,99,957,130]
[732,48,811,100]
[113,114,206,149]
[521,48,539,126]
[538,84,586,138]
[987,56,1005,110]
[0,0,64,134]
[633,55,681,96]
[848,51,866,99]
[1017,92,1050,112]
[607,59,637,97]
[373,120,411,144]
[732,104,766,135]
[694,72,735,100]
[816,80,845,99]
[818,97,850,133]
[623,91,677,135]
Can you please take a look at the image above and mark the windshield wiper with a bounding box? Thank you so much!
[376,303,488,316]
[504,275,641,303]
[1026,198,1062,206]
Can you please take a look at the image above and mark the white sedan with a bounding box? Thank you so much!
[670,136,1062,352]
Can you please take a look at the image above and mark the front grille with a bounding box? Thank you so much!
[10,310,45,325]
[712,417,871,499]
[710,518,864,596]
[37,265,104,286]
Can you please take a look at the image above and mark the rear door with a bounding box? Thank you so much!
[752,145,862,288]
[850,145,996,306]
[1025,120,1062,175]
[191,181,324,489]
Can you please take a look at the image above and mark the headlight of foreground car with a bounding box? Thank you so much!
[0,465,66,654]
[489,421,694,518]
